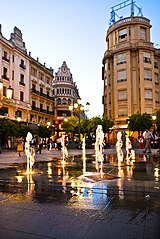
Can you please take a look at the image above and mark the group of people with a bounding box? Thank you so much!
[16,135,43,156]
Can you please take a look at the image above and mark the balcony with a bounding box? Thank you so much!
[2,75,9,81]
[31,106,54,115]
[19,64,26,70]
[31,88,53,100]
[19,81,25,86]
[2,56,10,63]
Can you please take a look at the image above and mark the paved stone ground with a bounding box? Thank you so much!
[0,148,159,239]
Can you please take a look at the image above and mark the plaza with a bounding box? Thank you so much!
[0,147,159,239]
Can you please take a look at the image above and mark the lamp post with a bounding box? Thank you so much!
[69,98,90,145]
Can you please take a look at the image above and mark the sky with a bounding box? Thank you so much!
[0,0,160,118]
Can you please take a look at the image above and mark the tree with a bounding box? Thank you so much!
[126,113,152,136]
[62,116,79,136]
[0,118,19,137]
[38,125,52,138]
[101,116,114,133]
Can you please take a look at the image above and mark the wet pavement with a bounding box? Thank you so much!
[0,148,160,239]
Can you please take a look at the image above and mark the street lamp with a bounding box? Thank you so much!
[0,80,13,102]
[69,98,90,144]
[152,115,157,133]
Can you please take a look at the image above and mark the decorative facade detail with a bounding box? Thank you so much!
[53,61,80,135]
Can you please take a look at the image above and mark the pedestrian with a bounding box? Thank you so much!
[139,136,144,149]
[16,137,24,156]
[143,129,153,153]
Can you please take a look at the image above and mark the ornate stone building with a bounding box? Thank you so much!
[0,26,31,122]
[0,25,54,128]
[53,61,80,136]
[102,15,160,127]
[30,56,54,127]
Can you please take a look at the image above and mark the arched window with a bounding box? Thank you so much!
[57,98,61,105]
[62,98,67,105]
[68,99,71,105]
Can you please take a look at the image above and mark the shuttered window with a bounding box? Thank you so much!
[144,69,152,81]
[145,89,152,99]
[143,52,151,63]
[118,90,127,101]
[118,29,127,39]
[117,70,127,82]
[118,108,128,117]
[117,53,126,65]
[140,28,146,39]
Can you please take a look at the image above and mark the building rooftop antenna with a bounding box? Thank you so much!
[109,0,143,26]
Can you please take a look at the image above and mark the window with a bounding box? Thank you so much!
[140,27,146,40]
[155,73,159,85]
[47,106,49,113]
[20,91,24,101]
[57,88,59,94]
[20,59,26,69]
[57,98,61,105]
[118,108,128,117]
[40,87,43,94]
[155,92,159,103]
[46,77,50,84]
[143,53,151,64]
[32,84,36,90]
[12,70,14,80]
[154,59,158,69]
[15,110,22,118]
[2,67,8,80]
[145,89,152,100]
[117,53,126,65]
[68,99,71,105]
[39,72,44,80]
[118,28,127,40]
[31,67,37,77]
[40,103,43,110]
[117,70,127,82]
[62,98,67,105]
[47,90,49,97]
[20,74,25,85]
[144,69,152,81]
[32,101,36,107]
[118,90,127,101]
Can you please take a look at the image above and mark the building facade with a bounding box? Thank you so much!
[53,61,80,136]
[30,56,54,127]
[102,16,160,126]
[0,26,31,122]
[0,25,54,128]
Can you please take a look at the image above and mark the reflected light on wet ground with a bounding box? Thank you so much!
[0,153,159,211]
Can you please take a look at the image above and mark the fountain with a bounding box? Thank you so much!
[95,125,104,173]
[126,137,135,165]
[116,132,124,165]
[25,132,35,174]
[61,135,68,164]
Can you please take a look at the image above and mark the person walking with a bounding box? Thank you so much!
[143,129,153,153]
[16,137,24,156]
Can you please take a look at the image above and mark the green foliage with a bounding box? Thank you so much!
[101,116,114,133]
[0,118,19,136]
[38,125,52,138]
[62,116,79,134]
[126,113,152,135]
[87,116,102,133]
